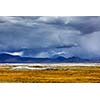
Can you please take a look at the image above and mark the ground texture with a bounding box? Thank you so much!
[0,65,100,83]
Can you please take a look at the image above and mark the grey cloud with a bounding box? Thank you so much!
[0,16,100,59]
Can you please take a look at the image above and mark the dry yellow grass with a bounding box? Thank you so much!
[0,65,100,83]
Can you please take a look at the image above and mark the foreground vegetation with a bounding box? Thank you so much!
[0,65,100,82]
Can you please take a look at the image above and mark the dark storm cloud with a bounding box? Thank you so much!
[67,17,100,34]
[0,16,100,59]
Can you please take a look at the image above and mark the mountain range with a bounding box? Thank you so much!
[0,53,98,63]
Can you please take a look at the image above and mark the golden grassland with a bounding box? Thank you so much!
[0,65,100,83]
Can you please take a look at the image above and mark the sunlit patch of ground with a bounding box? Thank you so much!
[0,64,100,83]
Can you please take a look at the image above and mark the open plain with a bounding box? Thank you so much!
[0,63,100,83]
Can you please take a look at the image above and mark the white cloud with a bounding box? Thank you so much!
[36,16,70,25]
[6,51,24,56]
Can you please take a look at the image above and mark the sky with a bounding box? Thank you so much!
[0,16,100,59]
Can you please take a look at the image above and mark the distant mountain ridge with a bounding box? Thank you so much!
[0,53,98,63]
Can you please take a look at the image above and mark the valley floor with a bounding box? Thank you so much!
[0,64,100,82]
